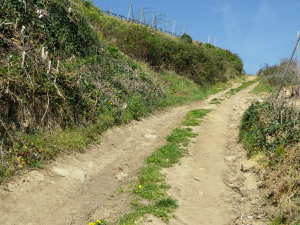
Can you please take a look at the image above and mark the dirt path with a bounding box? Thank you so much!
[0,86,236,225]
[140,83,266,225]
[0,81,266,225]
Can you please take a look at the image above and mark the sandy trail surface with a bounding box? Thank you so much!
[140,82,266,225]
[0,86,236,225]
[1,80,266,225]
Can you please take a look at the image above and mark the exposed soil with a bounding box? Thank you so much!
[138,82,267,225]
[0,80,266,225]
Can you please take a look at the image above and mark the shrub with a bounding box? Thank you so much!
[180,33,193,43]
[257,60,300,87]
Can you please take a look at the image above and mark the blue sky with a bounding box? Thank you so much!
[91,0,300,74]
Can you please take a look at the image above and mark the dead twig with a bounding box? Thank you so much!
[41,92,50,124]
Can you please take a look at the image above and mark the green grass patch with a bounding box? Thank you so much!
[269,216,286,225]
[157,71,230,107]
[182,109,211,126]
[251,80,274,94]
[226,78,258,96]
[114,108,211,225]
[209,98,223,105]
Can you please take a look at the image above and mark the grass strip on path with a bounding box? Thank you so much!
[90,109,210,225]
[226,79,258,96]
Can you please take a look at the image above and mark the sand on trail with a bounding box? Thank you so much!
[0,85,233,225]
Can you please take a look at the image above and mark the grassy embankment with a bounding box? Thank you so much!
[0,0,244,182]
[239,63,300,224]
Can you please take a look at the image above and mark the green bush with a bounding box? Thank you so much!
[180,33,193,43]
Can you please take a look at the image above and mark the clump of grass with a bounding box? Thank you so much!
[210,98,223,105]
[156,71,230,107]
[251,80,273,94]
[182,109,211,126]
[269,216,286,225]
[115,108,210,225]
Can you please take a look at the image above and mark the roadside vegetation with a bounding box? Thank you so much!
[240,61,300,224]
[240,101,300,224]
[252,60,300,95]
[0,0,243,182]
[251,81,273,94]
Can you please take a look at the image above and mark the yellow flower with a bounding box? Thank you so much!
[88,223,96,225]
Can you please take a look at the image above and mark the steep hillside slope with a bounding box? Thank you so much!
[74,0,243,84]
[0,0,244,181]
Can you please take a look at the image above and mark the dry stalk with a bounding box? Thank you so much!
[53,77,65,100]
[41,92,50,123]
[47,60,51,73]
[21,51,26,68]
